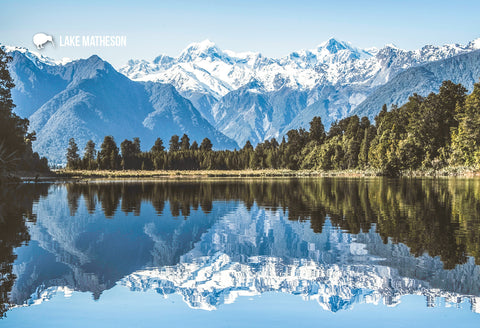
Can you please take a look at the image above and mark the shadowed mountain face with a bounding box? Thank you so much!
[6,50,238,164]
[1,178,480,317]
[353,50,480,120]
[120,39,480,145]
[5,39,480,162]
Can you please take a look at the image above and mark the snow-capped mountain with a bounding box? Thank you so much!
[10,185,480,313]
[4,37,480,160]
[353,49,480,119]
[121,38,480,96]
[3,46,238,164]
[120,38,480,145]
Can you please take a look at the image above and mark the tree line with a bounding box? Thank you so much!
[66,80,480,175]
[63,178,480,269]
[0,48,49,180]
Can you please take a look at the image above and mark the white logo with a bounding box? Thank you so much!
[33,33,55,50]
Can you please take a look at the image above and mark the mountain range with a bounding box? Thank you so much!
[10,185,480,313]
[4,46,238,164]
[3,37,480,164]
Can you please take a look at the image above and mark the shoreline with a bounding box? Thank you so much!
[15,167,480,182]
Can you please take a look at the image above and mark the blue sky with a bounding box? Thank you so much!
[1,0,480,67]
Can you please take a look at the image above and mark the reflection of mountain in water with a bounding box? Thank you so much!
[3,179,480,315]
[10,185,236,306]
[121,205,480,312]
[0,184,49,317]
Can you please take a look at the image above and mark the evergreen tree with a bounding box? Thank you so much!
[309,116,326,144]
[242,140,254,152]
[133,137,141,154]
[98,136,119,170]
[121,139,136,169]
[180,134,190,151]
[169,135,180,152]
[451,81,480,165]
[83,140,96,170]
[66,138,80,169]
[151,138,165,153]
[270,138,279,149]
[0,48,30,175]
[190,141,198,151]
[200,138,213,151]
[84,140,96,160]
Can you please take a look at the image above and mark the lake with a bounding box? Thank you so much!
[0,178,479,327]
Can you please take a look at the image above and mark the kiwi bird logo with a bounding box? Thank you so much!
[33,33,54,50]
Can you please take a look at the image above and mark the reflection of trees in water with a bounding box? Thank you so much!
[0,184,49,318]
[66,179,480,268]
[1,179,479,317]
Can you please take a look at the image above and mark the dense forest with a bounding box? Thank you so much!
[67,80,480,176]
[62,178,480,269]
[0,49,49,180]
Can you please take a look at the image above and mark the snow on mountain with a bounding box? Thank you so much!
[122,253,480,312]
[353,49,480,120]
[4,38,480,156]
[2,45,72,67]
[120,207,480,312]
[120,38,377,97]
[120,38,480,97]
[4,47,238,164]
[120,38,480,145]
[12,188,480,314]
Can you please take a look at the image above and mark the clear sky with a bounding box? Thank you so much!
[1,0,480,67]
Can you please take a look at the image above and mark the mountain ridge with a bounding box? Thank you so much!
[3,47,238,164]
[120,38,480,146]
[4,37,480,163]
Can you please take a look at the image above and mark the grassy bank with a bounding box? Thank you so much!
[32,166,479,181]
[48,168,379,180]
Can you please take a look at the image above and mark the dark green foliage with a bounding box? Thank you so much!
[67,80,480,174]
[66,138,80,169]
[200,138,213,152]
[120,138,142,169]
[309,116,326,144]
[151,138,165,153]
[190,141,198,151]
[0,47,49,176]
[180,134,190,151]
[243,140,254,151]
[83,140,97,169]
[98,136,120,170]
[451,81,480,165]
[169,135,180,152]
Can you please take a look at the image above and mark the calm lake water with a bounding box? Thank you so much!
[1,178,480,327]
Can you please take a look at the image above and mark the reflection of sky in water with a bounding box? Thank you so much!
[4,289,479,328]
[2,181,480,326]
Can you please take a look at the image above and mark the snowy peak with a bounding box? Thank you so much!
[467,37,480,50]
[311,37,373,63]
[152,54,174,65]
[178,39,225,62]
[1,44,72,67]
[117,37,480,149]
[318,37,357,54]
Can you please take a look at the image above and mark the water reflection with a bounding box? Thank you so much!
[0,184,49,317]
[1,178,480,319]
